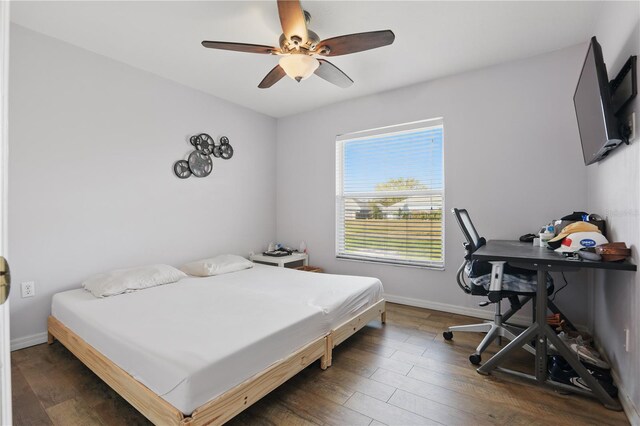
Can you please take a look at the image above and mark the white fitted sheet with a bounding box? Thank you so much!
[51,266,383,415]
[222,264,384,329]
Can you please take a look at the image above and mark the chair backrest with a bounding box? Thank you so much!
[452,208,484,254]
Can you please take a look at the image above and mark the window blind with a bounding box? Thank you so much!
[336,119,444,268]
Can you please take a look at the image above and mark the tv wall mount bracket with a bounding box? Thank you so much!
[609,55,637,144]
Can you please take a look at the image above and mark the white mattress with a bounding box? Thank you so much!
[209,264,384,329]
[51,265,383,414]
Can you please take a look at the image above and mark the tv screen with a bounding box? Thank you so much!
[573,37,621,165]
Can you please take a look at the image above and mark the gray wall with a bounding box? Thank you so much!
[276,43,590,324]
[587,3,640,421]
[8,25,277,345]
[8,5,640,421]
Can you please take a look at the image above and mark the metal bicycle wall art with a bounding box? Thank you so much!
[173,133,234,179]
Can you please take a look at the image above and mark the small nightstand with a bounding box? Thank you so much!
[249,252,309,268]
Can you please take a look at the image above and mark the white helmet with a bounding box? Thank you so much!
[554,232,609,253]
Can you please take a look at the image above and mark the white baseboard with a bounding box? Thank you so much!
[594,339,639,425]
[616,384,640,426]
[10,331,48,351]
[383,293,534,326]
[382,293,588,331]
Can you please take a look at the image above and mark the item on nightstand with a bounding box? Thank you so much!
[263,248,293,257]
[299,241,307,254]
[595,242,631,262]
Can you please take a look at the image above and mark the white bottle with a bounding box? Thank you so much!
[299,241,307,254]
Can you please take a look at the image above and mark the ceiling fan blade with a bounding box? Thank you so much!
[316,30,395,56]
[258,64,287,89]
[314,59,353,88]
[202,41,277,55]
[277,0,308,44]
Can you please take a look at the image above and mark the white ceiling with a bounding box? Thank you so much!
[10,1,603,118]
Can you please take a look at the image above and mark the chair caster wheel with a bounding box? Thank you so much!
[443,331,453,341]
[469,354,481,365]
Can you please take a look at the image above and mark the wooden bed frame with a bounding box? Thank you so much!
[47,299,386,425]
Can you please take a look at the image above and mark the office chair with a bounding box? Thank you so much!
[444,208,558,365]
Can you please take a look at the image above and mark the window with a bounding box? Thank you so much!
[336,119,444,269]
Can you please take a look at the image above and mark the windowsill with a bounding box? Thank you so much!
[336,255,445,271]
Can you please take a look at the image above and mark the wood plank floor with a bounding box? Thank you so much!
[12,303,629,425]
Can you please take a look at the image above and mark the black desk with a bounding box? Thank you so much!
[472,240,636,410]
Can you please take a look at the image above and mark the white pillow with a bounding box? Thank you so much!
[180,254,254,277]
[82,264,187,298]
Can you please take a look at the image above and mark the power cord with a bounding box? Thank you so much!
[550,272,569,301]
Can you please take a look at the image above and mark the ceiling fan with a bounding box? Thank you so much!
[201,0,395,89]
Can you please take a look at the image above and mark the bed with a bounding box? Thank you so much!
[48,264,385,425]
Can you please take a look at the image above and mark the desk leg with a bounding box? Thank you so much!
[535,268,548,381]
[477,323,538,375]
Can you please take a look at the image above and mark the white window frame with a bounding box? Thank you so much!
[335,118,445,269]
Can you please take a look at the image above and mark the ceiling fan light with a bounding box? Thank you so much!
[279,55,319,82]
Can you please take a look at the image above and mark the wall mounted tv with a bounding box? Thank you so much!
[573,36,637,165]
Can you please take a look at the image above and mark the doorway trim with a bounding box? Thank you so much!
[0,1,12,424]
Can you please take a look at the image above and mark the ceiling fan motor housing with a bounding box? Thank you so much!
[279,30,320,53]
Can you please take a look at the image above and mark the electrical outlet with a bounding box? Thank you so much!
[21,281,35,298]
[624,328,630,353]
[627,112,636,142]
